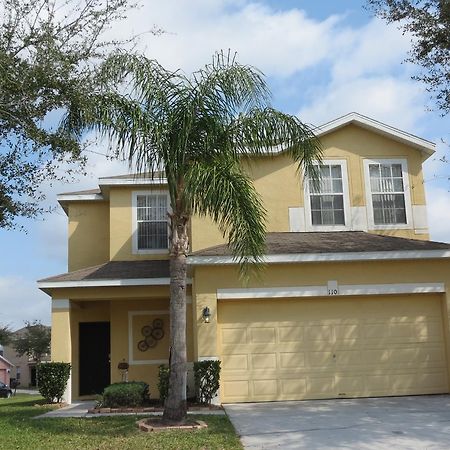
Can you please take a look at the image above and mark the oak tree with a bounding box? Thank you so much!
[367,0,450,114]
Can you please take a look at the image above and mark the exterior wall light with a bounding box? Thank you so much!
[202,306,211,323]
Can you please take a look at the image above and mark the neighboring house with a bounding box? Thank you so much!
[2,326,51,387]
[0,346,14,386]
[38,112,450,404]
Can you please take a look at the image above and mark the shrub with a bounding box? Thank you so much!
[101,382,149,408]
[157,365,170,403]
[37,362,71,403]
[194,360,221,404]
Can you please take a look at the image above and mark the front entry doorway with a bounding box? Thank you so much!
[79,322,110,396]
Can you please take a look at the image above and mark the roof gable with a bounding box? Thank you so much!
[315,112,435,157]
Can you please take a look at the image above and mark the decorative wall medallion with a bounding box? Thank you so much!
[141,325,153,337]
[137,318,164,352]
[137,340,149,352]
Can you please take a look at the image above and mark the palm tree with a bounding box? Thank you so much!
[62,50,322,423]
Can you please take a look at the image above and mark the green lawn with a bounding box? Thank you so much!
[0,395,243,449]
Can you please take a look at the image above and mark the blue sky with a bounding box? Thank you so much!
[0,0,449,328]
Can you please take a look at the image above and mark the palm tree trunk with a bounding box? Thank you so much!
[163,214,188,423]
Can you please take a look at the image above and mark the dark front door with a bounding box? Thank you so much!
[79,322,110,396]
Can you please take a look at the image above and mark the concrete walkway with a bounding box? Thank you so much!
[38,401,96,418]
[37,401,225,418]
[224,395,450,450]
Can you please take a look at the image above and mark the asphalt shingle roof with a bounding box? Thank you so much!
[192,231,450,256]
[39,260,170,283]
[39,232,450,283]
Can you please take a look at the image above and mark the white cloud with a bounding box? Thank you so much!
[426,185,450,243]
[298,76,426,131]
[295,14,428,131]
[0,276,51,329]
[114,0,342,77]
[331,19,412,83]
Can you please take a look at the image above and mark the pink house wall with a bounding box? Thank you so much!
[0,358,13,385]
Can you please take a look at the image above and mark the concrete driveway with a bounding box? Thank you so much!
[224,395,450,449]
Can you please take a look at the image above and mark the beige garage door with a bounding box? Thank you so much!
[218,295,449,403]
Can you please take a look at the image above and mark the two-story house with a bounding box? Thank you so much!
[38,112,450,404]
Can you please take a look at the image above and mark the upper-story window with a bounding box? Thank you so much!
[304,160,350,231]
[364,159,412,229]
[133,191,169,253]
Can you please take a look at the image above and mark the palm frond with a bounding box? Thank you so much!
[61,50,323,268]
[192,50,271,119]
[185,155,267,274]
[230,107,323,178]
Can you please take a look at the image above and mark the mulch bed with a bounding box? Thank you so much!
[34,402,68,409]
[88,401,222,414]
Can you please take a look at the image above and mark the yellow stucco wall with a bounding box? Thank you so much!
[68,202,110,271]
[51,309,72,363]
[319,125,427,206]
[193,259,450,359]
[190,124,430,251]
[63,123,431,259]
[51,293,195,401]
[109,186,170,261]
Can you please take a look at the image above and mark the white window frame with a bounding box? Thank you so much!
[304,159,351,232]
[363,158,413,230]
[132,190,171,255]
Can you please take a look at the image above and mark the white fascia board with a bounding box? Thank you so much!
[188,249,450,265]
[315,112,435,156]
[99,177,168,186]
[57,193,104,201]
[38,277,192,289]
[217,282,445,300]
[0,354,14,367]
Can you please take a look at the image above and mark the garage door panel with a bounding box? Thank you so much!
[279,326,304,342]
[280,379,307,396]
[308,351,335,367]
[279,352,305,369]
[222,380,249,400]
[363,346,445,368]
[250,327,276,343]
[335,350,362,366]
[307,376,335,396]
[253,379,278,396]
[219,295,449,403]
[335,323,361,340]
[251,353,277,369]
[335,375,365,395]
[305,325,333,342]
[222,354,248,370]
[221,328,247,345]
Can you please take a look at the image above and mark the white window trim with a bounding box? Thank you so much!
[132,190,171,255]
[304,159,351,231]
[363,158,413,230]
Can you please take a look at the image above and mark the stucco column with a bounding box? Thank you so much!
[195,293,218,359]
[194,292,220,404]
[51,299,72,404]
